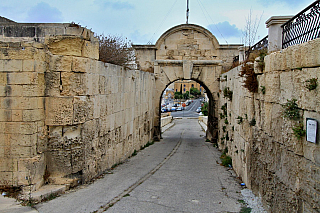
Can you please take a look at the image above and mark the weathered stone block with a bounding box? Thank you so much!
[0,72,7,85]
[49,55,72,72]
[60,72,86,96]
[73,96,88,124]
[23,109,44,121]
[301,38,320,68]
[11,110,22,121]
[0,97,44,110]
[44,71,60,97]
[291,45,302,69]
[46,35,84,57]
[264,71,281,104]
[7,72,37,85]
[45,97,73,126]
[82,40,99,60]
[0,109,12,122]
[72,57,90,73]
[279,71,294,104]
[22,60,35,72]
[3,60,22,71]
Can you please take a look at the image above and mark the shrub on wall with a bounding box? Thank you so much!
[239,61,258,93]
[99,34,135,68]
[282,99,301,120]
[223,87,233,101]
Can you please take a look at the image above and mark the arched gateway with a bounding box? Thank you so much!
[133,24,242,141]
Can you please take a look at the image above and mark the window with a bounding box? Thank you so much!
[191,84,194,87]
[176,89,177,92]
[184,88,186,92]
[200,89,202,92]
[184,84,186,87]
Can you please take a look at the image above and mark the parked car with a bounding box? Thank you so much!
[196,107,201,113]
[176,107,182,111]
[171,107,176,111]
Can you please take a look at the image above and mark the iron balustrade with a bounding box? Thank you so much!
[245,36,268,57]
[282,0,320,49]
[233,36,268,63]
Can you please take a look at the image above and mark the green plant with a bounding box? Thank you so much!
[238,199,246,204]
[226,132,229,141]
[223,147,228,155]
[132,149,137,156]
[241,149,245,152]
[305,78,318,91]
[221,103,227,116]
[232,126,234,131]
[240,207,252,213]
[237,116,243,124]
[219,113,225,119]
[292,123,306,140]
[223,126,226,132]
[282,99,301,120]
[245,114,248,119]
[249,118,256,126]
[223,87,233,101]
[224,119,229,125]
[201,102,209,116]
[221,155,232,167]
[260,86,266,94]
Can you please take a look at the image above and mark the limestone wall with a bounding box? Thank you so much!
[218,38,320,212]
[0,33,155,190]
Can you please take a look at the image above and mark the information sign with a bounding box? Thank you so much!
[306,118,317,143]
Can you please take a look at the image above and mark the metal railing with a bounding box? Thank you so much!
[245,36,268,56]
[233,36,268,63]
[282,0,320,49]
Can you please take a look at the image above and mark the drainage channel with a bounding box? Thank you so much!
[96,130,185,213]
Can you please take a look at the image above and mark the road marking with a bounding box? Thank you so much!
[96,131,185,212]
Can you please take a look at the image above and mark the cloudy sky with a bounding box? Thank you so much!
[0,0,316,45]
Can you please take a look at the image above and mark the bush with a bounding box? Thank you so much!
[239,60,258,93]
[223,87,233,101]
[99,34,134,68]
[221,155,232,167]
[201,102,209,116]
[292,123,306,140]
[282,99,300,120]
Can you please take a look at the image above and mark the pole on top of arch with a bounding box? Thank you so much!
[186,0,189,24]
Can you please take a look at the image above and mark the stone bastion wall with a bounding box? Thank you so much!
[219,38,320,212]
[0,26,155,191]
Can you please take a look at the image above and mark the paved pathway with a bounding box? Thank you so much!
[2,118,250,213]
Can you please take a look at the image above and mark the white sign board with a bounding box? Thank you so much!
[306,119,317,143]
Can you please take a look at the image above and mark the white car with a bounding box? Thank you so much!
[196,107,201,113]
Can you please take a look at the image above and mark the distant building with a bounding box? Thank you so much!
[173,80,204,95]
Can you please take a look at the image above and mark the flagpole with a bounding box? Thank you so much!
[186,0,189,24]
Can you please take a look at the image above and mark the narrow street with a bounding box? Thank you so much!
[35,119,248,213]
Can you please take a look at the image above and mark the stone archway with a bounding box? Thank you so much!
[133,24,242,141]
